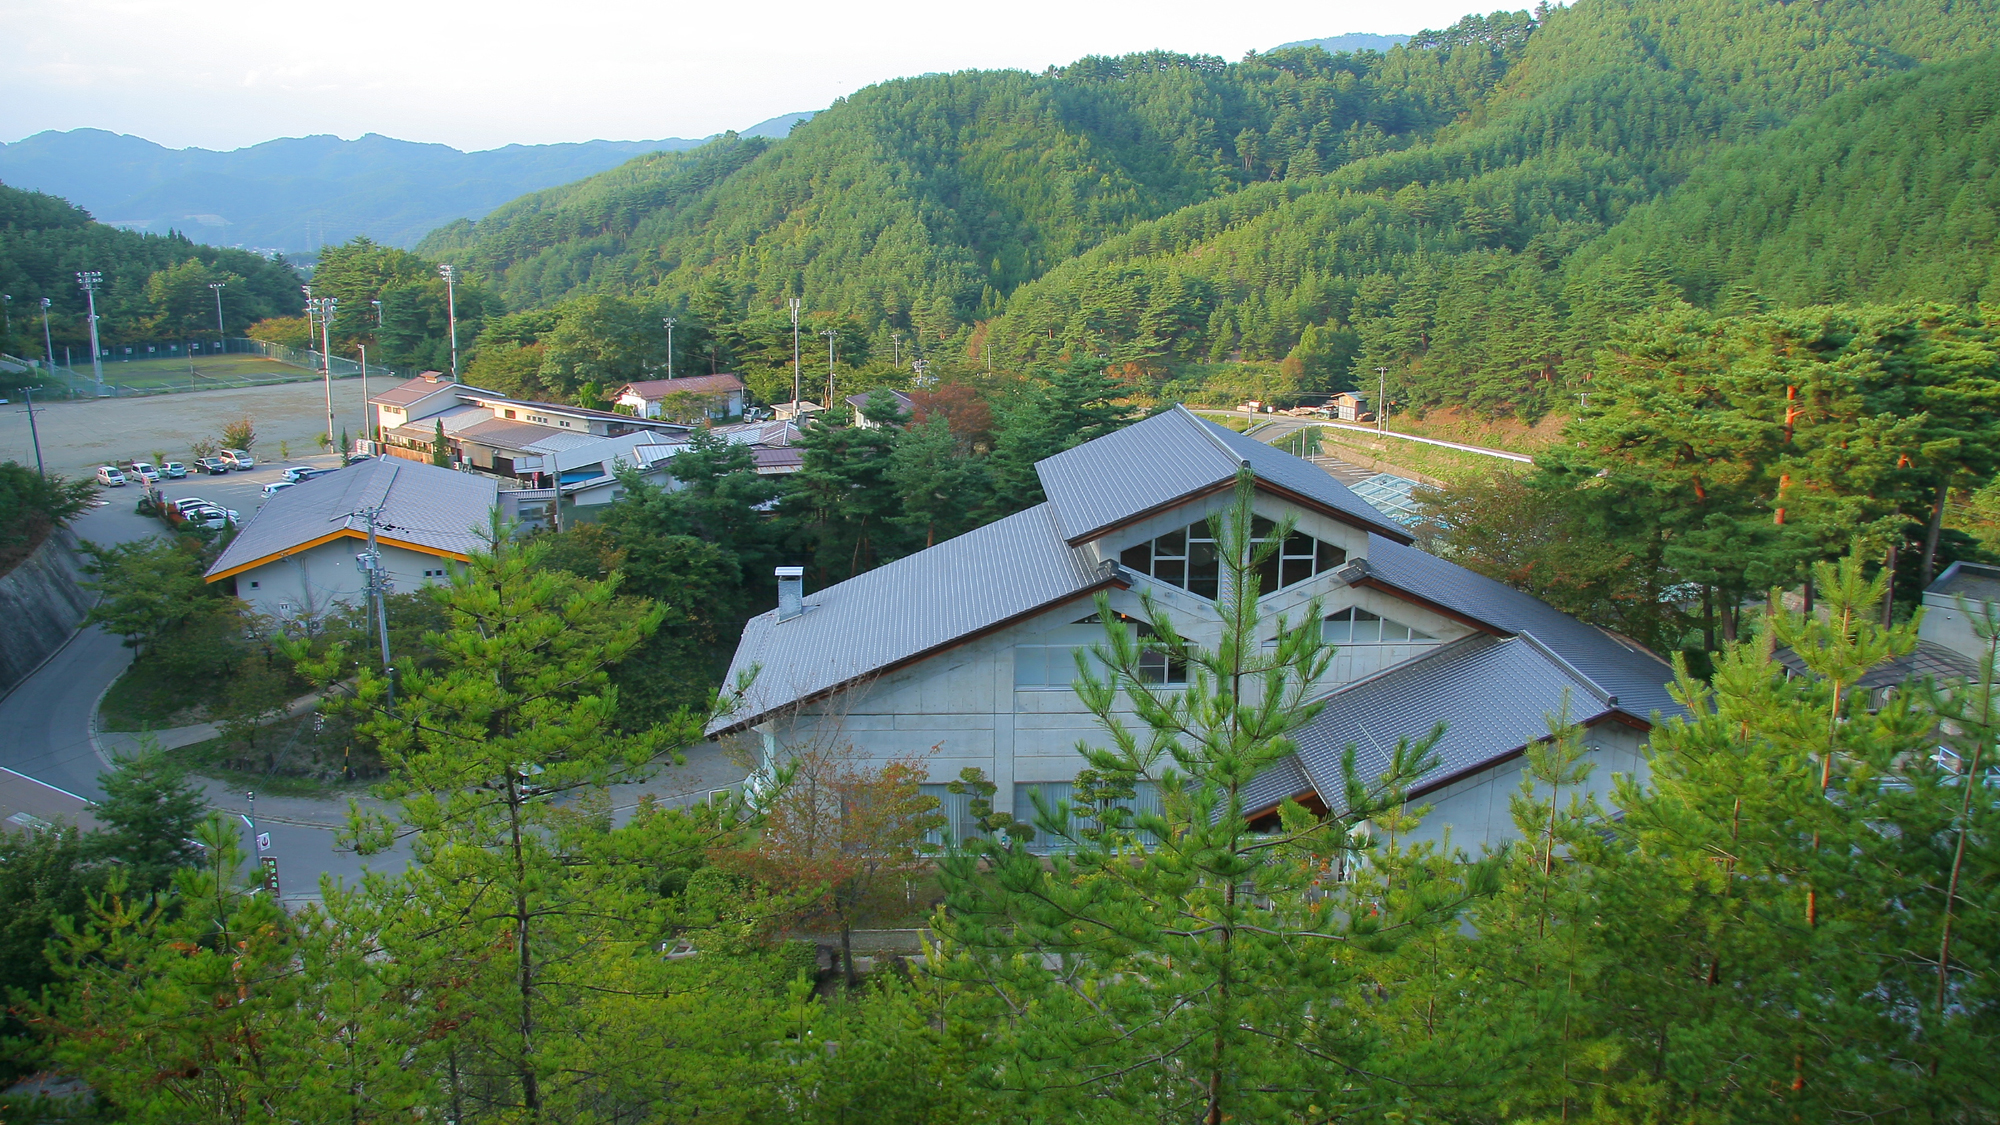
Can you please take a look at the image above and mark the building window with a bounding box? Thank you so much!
[504,409,517,419]
[1016,615,1187,688]
[248,580,260,588]
[1324,606,1435,644]
[1121,515,1343,599]
[1013,780,1165,853]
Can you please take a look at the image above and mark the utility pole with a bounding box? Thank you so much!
[821,328,838,414]
[438,264,459,380]
[209,281,226,341]
[351,505,397,711]
[20,385,44,476]
[302,284,316,362]
[2,294,11,339]
[788,298,803,410]
[76,272,104,392]
[891,331,901,365]
[1376,366,1387,433]
[38,298,54,374]
[662,316,676,379]
[318,297,337,452]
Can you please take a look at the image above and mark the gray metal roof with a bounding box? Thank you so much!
[1034,406,1408,545]
[1243,632,1623,816]
[708,503,1113,734]
[1362,535,1680,720]
[206,459,499,581]
[1927,560,2000,605]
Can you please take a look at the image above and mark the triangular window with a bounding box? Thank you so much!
[1120,517,1344,599]
[1323,605,1435,644]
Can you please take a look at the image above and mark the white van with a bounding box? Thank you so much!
[96,466,127,486]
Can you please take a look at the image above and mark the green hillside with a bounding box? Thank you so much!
[985,0,2000,417]
[409,0,2000,422]
[418,20,1534,329]
[0,184,305,381]
[1577,47,2000,308]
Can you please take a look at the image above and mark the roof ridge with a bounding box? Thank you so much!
[1512,630,1619,707]
[1177,404,1250,468]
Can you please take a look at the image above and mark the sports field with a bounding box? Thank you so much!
[65,353,323,393]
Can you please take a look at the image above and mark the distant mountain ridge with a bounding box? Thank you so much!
[0,112,815,255]
[1272,33,1412,54]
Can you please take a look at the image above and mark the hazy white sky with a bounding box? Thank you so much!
[0,0,1483,152]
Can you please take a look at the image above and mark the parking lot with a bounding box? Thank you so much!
[0,377,373,481]
[140,452,352,526]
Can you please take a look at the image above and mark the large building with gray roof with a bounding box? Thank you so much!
[712,406,1681,851]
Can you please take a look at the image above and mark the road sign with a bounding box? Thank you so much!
[259,856,280,896]
[255,832,271,852]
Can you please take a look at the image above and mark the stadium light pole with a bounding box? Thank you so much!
[357,342,369,449]
[821,327,838,413]
[788,298,803,411]
[662,316,676,380]
[438,264,459,380]
[318,297,337,452]
[76,272,104,392]
[39,298,55,373]
[209,282,226,342]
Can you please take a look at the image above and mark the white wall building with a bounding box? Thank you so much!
[205,459,498,627]
[710,406,1681,853]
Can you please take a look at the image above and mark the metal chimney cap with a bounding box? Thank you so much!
[775,566,804,578]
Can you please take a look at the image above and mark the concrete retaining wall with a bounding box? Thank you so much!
[0,528,92,697]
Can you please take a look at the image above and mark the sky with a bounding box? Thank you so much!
[0,0,1482,152]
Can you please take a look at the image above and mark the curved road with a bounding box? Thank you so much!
[0,472,400,899]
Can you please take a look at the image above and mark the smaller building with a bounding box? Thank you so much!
[1329,392,1371,422]
[1921,560,2000,666]
[845,388,915,428]
[204,459,499,627]
[614,375,746,422]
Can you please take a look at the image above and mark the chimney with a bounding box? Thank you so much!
[776,566,804,621]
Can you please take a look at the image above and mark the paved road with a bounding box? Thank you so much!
[0,470,407,901]
[2,466,748,902]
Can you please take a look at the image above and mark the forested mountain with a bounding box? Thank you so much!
[418,0,2000,423]
[1575,47,2000,309]
[0,184,305,380]
[987,0,2000,417]
[0,115,813,255]
[418,23,1534,326]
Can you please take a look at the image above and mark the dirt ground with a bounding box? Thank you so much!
[1,376,375,478]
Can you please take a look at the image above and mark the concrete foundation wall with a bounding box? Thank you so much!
[0,528,93,697]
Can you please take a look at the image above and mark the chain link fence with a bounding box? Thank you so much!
[4,339,412,400]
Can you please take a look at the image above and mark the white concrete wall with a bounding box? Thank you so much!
[231,537,457,626]
[1390,721,1652,855]
[757,494,1480,818]
[1920,594,1996,665]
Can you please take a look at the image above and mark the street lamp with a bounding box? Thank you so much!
[662,316,676,380]
[437,264,459,380]
[76,272,104,391]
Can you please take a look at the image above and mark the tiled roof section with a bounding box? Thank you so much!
[370,375,488,407]
[621,375,745,398]
[454,417,563,451]
[1034,406,1408,546]
[1775,639,1978,690]
[206,459,498,580]
[1363,535,1681,721]
[708,503,1113,734]
[846,389,915,411]
[753,447,804,471]
[1246,633,1622,815]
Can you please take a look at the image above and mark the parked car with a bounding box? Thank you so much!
[261,481,295,498]
[159,461,188,479]
[127,462,160,483]
[171,498,237,523]
[96,466,127,486]
[195,457,230,475]
[184,506,233,530]
[220,449,256,470]
[281,466,325,483]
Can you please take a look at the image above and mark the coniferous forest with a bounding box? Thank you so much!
[5,0,2000,1120]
